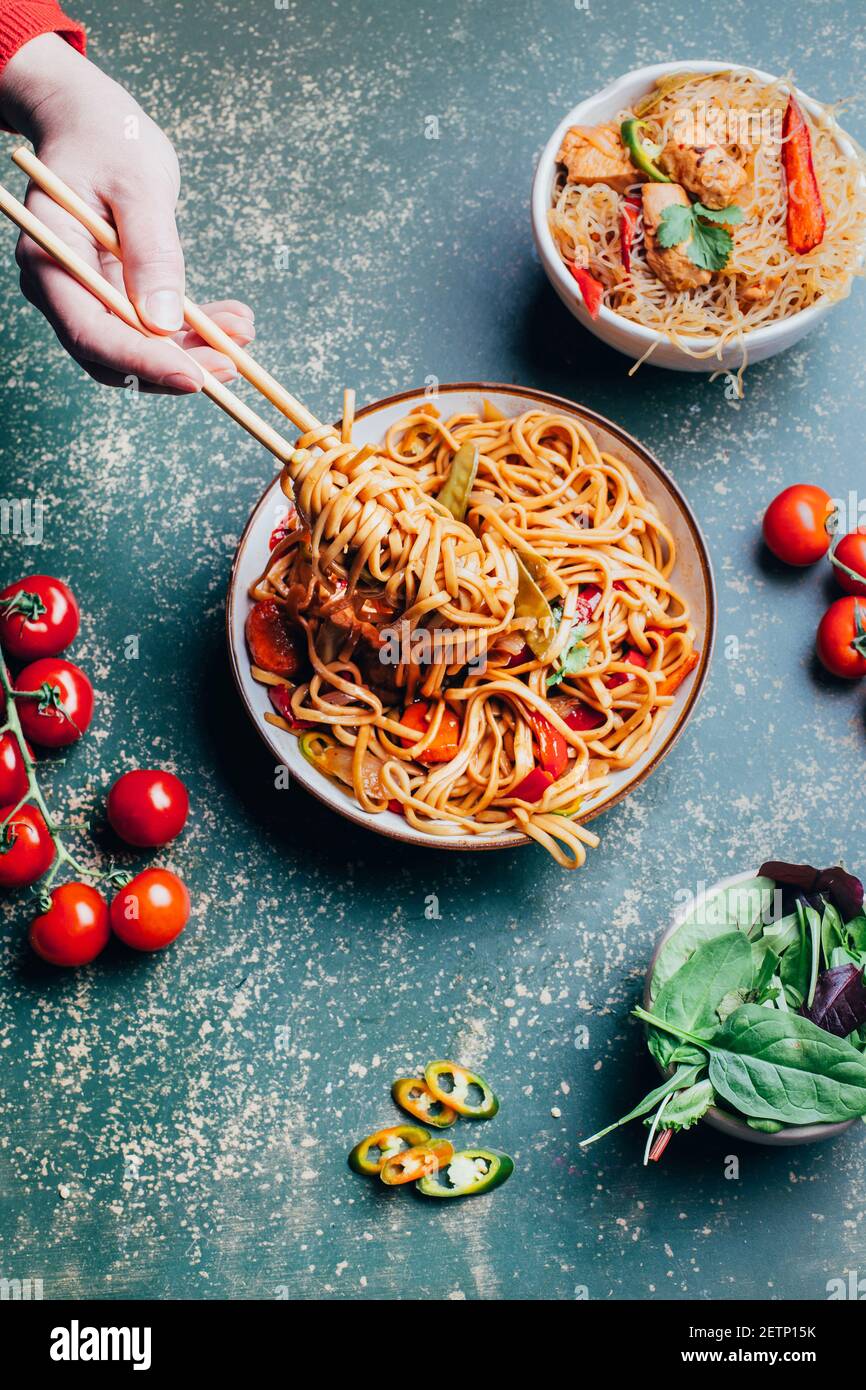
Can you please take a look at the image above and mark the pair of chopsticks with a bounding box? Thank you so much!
[0,146,352,470]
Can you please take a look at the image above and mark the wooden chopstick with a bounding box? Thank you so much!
[0,177,302,468]
[11,146,345,451]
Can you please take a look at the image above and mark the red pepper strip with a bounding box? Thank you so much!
[657,650,700,698]
[563,702,606,732]
[612,579,629,592]
[619,196,641,274]
[605,647,649,689]
[782,95,826,254]
[525,708,568,779]
[268,684,314,730]
[566,263,604,320]
[574,583,602,626]
[387,799,404,816]
[511,767,554,803]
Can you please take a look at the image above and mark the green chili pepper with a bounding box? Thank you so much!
[380,1138,454,1186]
[416,1148,514,1198]
[515,555,555,660]
[436,441,479,522]
[348,1124,431,1176]
[391,1077,458,1129]
[620,118,670,183]
[424,1060,499,1119]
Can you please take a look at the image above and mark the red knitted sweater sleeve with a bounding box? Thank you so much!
[0,1,86,76]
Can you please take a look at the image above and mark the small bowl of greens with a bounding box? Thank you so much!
[581,861,866,1158]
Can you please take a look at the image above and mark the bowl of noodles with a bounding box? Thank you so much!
[531,61,866,374]
[227,384,714,871]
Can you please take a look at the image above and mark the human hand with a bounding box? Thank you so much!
[0,33,253,391]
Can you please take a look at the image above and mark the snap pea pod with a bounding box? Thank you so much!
[436,442,479,522]
[514,555,555,659]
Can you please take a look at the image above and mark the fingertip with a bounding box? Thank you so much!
[138,290,185,335]
[163,371,202,393]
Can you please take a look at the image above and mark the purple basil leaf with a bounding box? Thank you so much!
[804,964,866,1038]
[815,867,865,924]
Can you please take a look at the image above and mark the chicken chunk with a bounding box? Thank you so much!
[641,183,712,293]
[556,125,643,195]
[658,141,747,210]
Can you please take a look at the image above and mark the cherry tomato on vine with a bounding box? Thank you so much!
[0,802,53,888]
[762,485,835,566]
[110,868,190,951]
[107,770,189,847]
[0,576,79,660]
[830,527,866,598]
[29,882,110,967]
[15,658,94,747]
[816,597,866,680]
[0,732,33,803]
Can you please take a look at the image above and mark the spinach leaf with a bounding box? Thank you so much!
[635,1003,866,1125]
[821,901,847,966]
[647,1079,715,1132]
[579,1063,703,1149]
[648,931,753,1069]
[846,913,866,955]
[779,901,810,1009]
[650,877,775,1000]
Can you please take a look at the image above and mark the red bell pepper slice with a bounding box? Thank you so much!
[505,642,533,668]
[658,650,700,698]
[605,647,649,689]
[510,767,554,803]
[619,196,641,275]
[563,701,606,732]
[525,708,568,779]
[268,684,314,730]
[781,95,826,254]
[566,263,605,320]
[574,583,602,626]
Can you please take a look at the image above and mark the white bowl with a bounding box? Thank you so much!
[644,867,858,1146]
[227,383,715,852]
[531,60,864,373]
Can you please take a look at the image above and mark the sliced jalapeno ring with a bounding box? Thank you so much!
[424,1060,499,1119]
[391,1077,458,1129]
[379,1138,454,1187]
[348,1124,431,1176]
[416,1148,514,1198]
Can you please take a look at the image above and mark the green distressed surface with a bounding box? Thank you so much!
[1,0,865,1301]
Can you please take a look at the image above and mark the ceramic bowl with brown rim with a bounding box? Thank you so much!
[644,868,858,1146]
[226,382,715,853]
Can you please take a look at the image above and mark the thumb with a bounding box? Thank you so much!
[112,185,185,335]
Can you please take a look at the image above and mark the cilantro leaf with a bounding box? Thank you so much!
[689,219,734,270]
[656,202,736,271]
[656,204,694,248]
[546,623,589,689]
[693,202,743,225]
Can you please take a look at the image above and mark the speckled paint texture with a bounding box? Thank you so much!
[1,0,865,1301]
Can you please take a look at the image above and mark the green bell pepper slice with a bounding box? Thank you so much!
[416,1148,514,1198]
[424,1060,499,1119]
[391,1077,458,1129]
[348,1123,431,1176]
[620,118,670,183]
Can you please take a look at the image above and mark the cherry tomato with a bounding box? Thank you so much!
[0,802,53,888]
[15,658,94,747]
[245,600,304,678]
[29,882,110,967]
[110,868,190,951]
[0,732,33,803]
[0,576,79,660]
[107,769,189,847]
[831,527,866,598]
[762,484,834,566]
[816,598,866,680]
